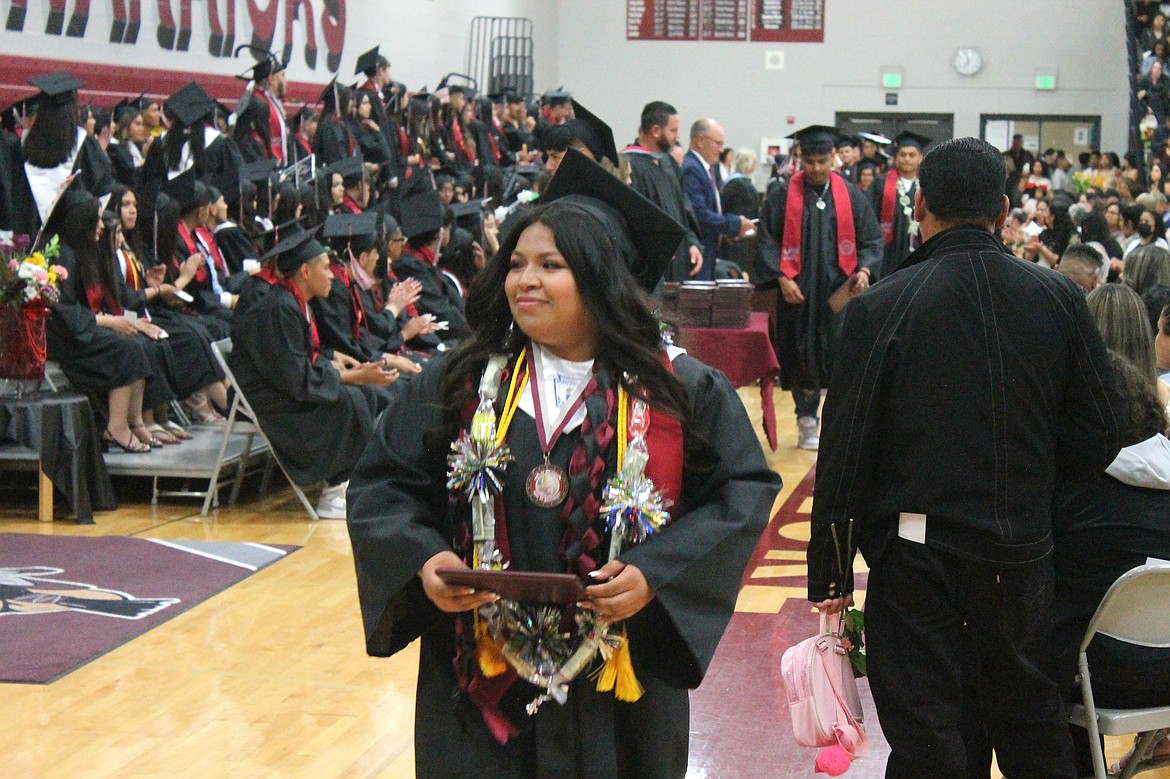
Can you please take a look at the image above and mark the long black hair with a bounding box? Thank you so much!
[54,193,118,302]
[23,100,79,168]
[440,202,690,427]
[107,183,144,261]
[163,111,208,173]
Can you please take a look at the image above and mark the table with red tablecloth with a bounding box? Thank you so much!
[677,312,780,450]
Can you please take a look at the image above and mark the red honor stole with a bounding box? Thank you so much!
[780,171,858,280]
[176,222,207,284]
[295,132,313,157]
[278,279,321,362]
[329,260,366,339]
[195,226,228,277]
[340,195,363,215]
[879,170,902,246]
[258,91,285,163]
[84,283,122,316]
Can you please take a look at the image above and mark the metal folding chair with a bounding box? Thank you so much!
[208,339,318,519]
[1068,563,1170,779]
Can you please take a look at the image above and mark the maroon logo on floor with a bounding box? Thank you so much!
[0,566,178,620]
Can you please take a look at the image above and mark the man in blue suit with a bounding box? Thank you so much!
[682,118,753,279]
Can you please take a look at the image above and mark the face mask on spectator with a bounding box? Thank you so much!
[1139,223,1155,238]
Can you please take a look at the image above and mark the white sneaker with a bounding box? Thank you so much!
[796,416,820,451]
[315,481,348,519]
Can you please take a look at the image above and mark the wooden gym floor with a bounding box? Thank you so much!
[1,388,1163,778]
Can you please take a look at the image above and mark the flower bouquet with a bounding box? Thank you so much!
[0,234,65,389]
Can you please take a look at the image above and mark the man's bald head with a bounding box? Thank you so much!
[690,118,724,164]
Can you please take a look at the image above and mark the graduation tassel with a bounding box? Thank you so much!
[475,615,508,678]
[595,629,643,702]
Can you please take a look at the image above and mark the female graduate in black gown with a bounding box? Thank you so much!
[346,149,781,778]
[45,191,153,453]
[12,72,116,238]
[109,184,227,436]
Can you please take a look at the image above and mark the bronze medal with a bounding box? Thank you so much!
[526,462,569,508]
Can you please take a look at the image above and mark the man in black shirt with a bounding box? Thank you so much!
[808,137,1125,778]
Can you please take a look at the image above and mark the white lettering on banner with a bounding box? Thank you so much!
[2,0,348,77]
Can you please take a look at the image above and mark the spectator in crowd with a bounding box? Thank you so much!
[1058,243,1105,293]
[809,136,1123,779]
[1050,351,1170,777]
[1124,244,1170,297]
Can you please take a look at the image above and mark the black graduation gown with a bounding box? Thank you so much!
[236,134,270,165]
[11,131,116,237]
[108,141,142,189]
[138,129,244,215]
[394,249,470,338]
[868,171,920,279]
[213,222,258,275]
[46,245,152,395]
[355,285,405,353]
[313,116,355,166]
[172,229,234,339]
[120,247,224,399]
[758,174,883,389]
[228,283,379,485]
[355,121,393,167]
[346,352,781,779]
[309,274,380,363]
[0,130,19,232]
[504,120,535,154]
[719,176,761,274]
[624,150,702,283]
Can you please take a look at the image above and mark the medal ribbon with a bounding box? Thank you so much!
[528,347,593,459]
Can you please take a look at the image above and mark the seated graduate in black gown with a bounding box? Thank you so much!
[109,184,227,440]
[316,212,425,375]
[161,171,234,339]
[346,148,782,778]
[207,176,260,287]
[392,173,470,339]
[11,71,115,238]
[44,190,153,454]
[228,227,399,519]
[330,154,369,215]
[1050,352,1170,775]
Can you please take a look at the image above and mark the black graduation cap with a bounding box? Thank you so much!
[450,200,484,220]
[323,212,378,253]
[505,91,524,104]
[541,87,571,107]
[856,131,892,146]
[260,226,327,275]
[835,134,860,149]
[111,97,138,124]
[165,82,216,126]
[447,84,467,96]
[39,179,91,245]
[788,125,839,154]
[28,71,83,109]
[328,154,366,186]
[161,169,208,213]
[892,130,932,150]
[543,147,686,291]
[487,90,506,104]
[240,159,277,187]
[235,44,286,82]
[399,174,445,239]
[355,46,386,77]
[568,99,618,167]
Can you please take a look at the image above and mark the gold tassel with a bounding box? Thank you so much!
[475,618,507,677]
[596,631,644,702]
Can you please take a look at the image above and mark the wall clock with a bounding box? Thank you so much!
[954,48,982,76]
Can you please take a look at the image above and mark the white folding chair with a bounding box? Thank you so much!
[1068,563,1170,779]
[208,338,318,520]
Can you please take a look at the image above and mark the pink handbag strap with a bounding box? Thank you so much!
[814,612,867,759]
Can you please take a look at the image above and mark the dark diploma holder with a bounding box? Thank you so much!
[435,568,588,604]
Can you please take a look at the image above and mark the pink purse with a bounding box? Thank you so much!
[780,612,868,758]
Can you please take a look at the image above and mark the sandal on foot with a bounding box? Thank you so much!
[131,424,161,449]
[147,423,180,445]
[162,420,192,440]
[103,429,150,454]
